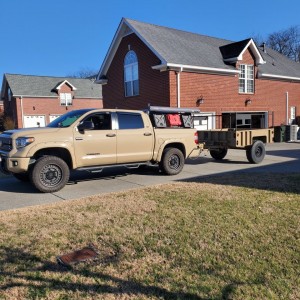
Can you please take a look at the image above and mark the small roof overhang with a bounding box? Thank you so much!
[222,39,265,66]
[55,80,77,91]
[152,63,240,76]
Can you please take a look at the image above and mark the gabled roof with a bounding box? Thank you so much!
[1,74,102,99]
[97,18,300,82]
[55,80,77,91]
[220,38,265,65]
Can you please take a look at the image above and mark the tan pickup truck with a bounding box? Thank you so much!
[0,107,200,193]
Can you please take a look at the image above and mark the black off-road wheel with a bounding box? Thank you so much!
[30,156,70,193]
[246,140,266,164]
[160,148,185,175]
[13,172,30,182]
[210,148,228,160]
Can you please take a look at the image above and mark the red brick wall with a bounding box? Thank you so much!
[14,96,102,128]
[3,82,103,128]
[103,36,300,127]
[169,48,300,126]
[103,33,170,109]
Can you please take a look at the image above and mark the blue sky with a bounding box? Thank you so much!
[0,0,299,78]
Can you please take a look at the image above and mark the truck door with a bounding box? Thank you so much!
[73,112,117,167]
[116,112,153,163]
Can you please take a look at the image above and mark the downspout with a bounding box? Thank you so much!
[286,92,289,125]
[176,67,183,108]
[20,96,24,128]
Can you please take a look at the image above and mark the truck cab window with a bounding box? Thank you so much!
[117,113,144,129]
[84,113,111,130]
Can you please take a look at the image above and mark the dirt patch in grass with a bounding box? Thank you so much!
[0,173,299,299]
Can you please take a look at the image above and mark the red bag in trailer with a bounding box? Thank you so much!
[166,114,182,126]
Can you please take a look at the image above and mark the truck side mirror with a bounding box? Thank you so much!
[78,120,94,132]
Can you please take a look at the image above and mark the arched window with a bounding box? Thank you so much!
[124,50,139,97]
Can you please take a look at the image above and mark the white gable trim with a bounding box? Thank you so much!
[239,39,265,65]
[97,18,166,81]
[152,63,240,76]
[55,80,77,91]
[225,39,265,65]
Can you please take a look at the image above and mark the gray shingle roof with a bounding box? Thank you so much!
[124,18,300,79]
[126,18,235,70]
[4,74,102,98]
[258,47,300,78]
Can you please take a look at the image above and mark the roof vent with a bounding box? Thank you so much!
[260,42,267,53]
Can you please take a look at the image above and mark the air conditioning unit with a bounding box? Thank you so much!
[288,125,298,141]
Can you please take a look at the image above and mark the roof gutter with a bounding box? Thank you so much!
[152,63,240,75]
[258,72,300,82]
[13,95,58,98]
[13,95,102,99]
[95,79,108,85]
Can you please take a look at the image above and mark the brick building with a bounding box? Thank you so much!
[97,18,300,129]
[1,74,103,128]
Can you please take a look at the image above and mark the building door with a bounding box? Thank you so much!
[23,115,46,128]
[49,115,61,123]
[222,112,268,129]
[193,113,216,130]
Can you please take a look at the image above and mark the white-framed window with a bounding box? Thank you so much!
[60,93,72,106]
[124,50,139,97]
[8,88,12,101]
[239,64,254,93]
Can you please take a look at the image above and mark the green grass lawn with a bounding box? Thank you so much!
[0,173,299,299]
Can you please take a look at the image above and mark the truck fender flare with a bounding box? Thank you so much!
[26,142,76,168]
[155,141,186,162]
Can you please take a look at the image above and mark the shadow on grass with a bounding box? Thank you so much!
[0,246,205,299]
[180,172,300,195]
[184,148,300,195]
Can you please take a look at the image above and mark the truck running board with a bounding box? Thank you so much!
[77,162,150,173]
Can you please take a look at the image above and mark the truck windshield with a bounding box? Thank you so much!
[47,109,94,128]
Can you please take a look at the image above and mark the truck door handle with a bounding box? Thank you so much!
[144,132,152,136]
[75,137,83,140]
[106,133,116,137]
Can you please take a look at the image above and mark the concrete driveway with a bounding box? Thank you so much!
[0,142,299,211]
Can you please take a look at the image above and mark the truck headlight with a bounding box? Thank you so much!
[16,137,35,149]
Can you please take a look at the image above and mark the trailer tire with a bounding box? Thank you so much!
[246,140,265,164]
[210,148,228,160]
[30,156,70,193]
[13,172,30,182]
[160,148,184,175]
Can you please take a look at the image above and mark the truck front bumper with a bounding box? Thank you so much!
[0,155,31,174]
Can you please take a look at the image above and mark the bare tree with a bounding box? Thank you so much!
[267,26,300,62]
[67,68,98,79]
[252,33,265,48]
